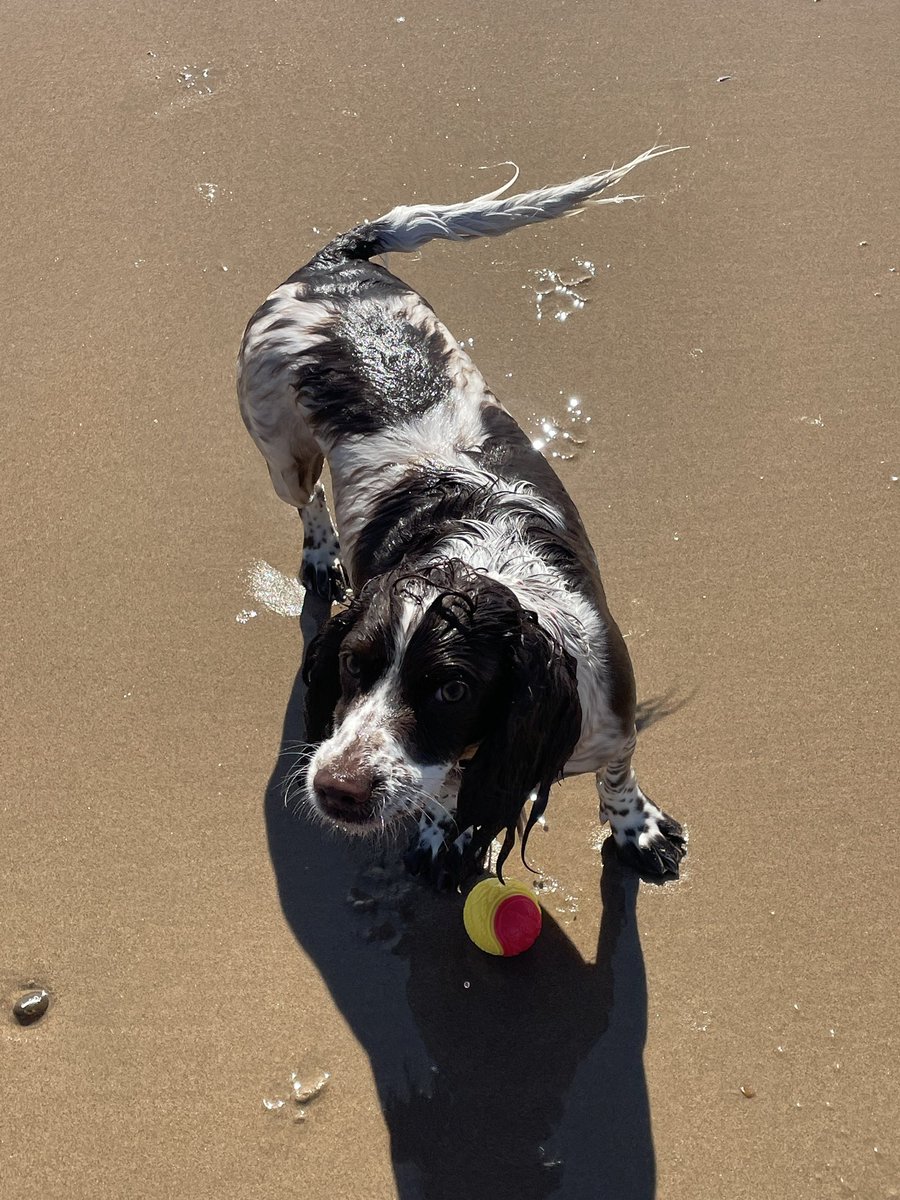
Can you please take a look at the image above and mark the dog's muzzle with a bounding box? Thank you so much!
[311,755,379,826]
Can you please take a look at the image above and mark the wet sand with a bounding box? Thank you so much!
[2,1,898,1196]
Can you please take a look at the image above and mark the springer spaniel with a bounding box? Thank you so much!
[238,148,685,886]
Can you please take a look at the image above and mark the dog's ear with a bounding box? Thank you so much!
[454,612,582,875]
[302,607,359,743]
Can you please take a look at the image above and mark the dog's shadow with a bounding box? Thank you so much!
[264,594,656,1199]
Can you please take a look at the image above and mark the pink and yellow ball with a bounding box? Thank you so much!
[463,878,543,956]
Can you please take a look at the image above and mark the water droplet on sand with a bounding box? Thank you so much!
[291,1069,330,1104]
[530,259,596,323]
[528,395,592,462]
[177,65,214,95]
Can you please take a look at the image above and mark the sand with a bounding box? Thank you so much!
[2,0,898,1196]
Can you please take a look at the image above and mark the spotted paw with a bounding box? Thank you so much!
[612,809,686,878]
[403,821,485,890]
[301,547,351,603]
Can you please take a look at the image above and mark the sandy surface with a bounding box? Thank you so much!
[2,0,898,1196]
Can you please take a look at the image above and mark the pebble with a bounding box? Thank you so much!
[13,988,50,1026]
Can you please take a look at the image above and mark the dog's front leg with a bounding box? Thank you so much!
[597,733,686,877]
[300,483,350,602]
[403,784,487,890]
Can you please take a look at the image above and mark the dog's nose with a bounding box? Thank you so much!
[313,767,374,822]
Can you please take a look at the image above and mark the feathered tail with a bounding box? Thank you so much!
[313,145,682,265]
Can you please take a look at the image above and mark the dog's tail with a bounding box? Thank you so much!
[311,146,682,266]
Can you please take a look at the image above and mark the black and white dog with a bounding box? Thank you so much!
[238,148,685,885]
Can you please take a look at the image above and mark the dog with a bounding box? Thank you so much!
[238,148,685,886]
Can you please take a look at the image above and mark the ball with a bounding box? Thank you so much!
[463,878,543,956]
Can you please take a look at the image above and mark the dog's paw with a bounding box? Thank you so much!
[611,808,686,879]
[403,821,484,891]
[403,817,458,890]
[301,546,351,603]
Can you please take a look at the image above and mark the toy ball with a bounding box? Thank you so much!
[463,878,543,956]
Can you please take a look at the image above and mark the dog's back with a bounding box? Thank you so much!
[238,148,677,585]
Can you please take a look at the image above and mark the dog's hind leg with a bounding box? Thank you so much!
[237,289,350,601]
[596,733,686,877]
[243,408,349,603]
[299,481,350,601]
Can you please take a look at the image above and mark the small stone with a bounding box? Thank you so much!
[740,1085,756,1098]
[13,988,50,1025]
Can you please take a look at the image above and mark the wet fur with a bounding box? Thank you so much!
[238,150,687,883]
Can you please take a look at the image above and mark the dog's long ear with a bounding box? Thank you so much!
[302,607,359,743]
[455,612,582,877]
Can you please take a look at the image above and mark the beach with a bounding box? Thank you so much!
[2,1,898,1196]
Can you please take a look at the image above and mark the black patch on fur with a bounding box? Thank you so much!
[303,607,363,743]
[264,315,302,334]
[260,250,453,437]
[293,300,452,436]
[350,471,489,584]
[302,227,386,268]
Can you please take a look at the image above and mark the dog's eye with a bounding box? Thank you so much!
[436,679,469,704]
[342,653,362,678]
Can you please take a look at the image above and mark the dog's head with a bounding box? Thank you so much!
[300,559,582,866]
